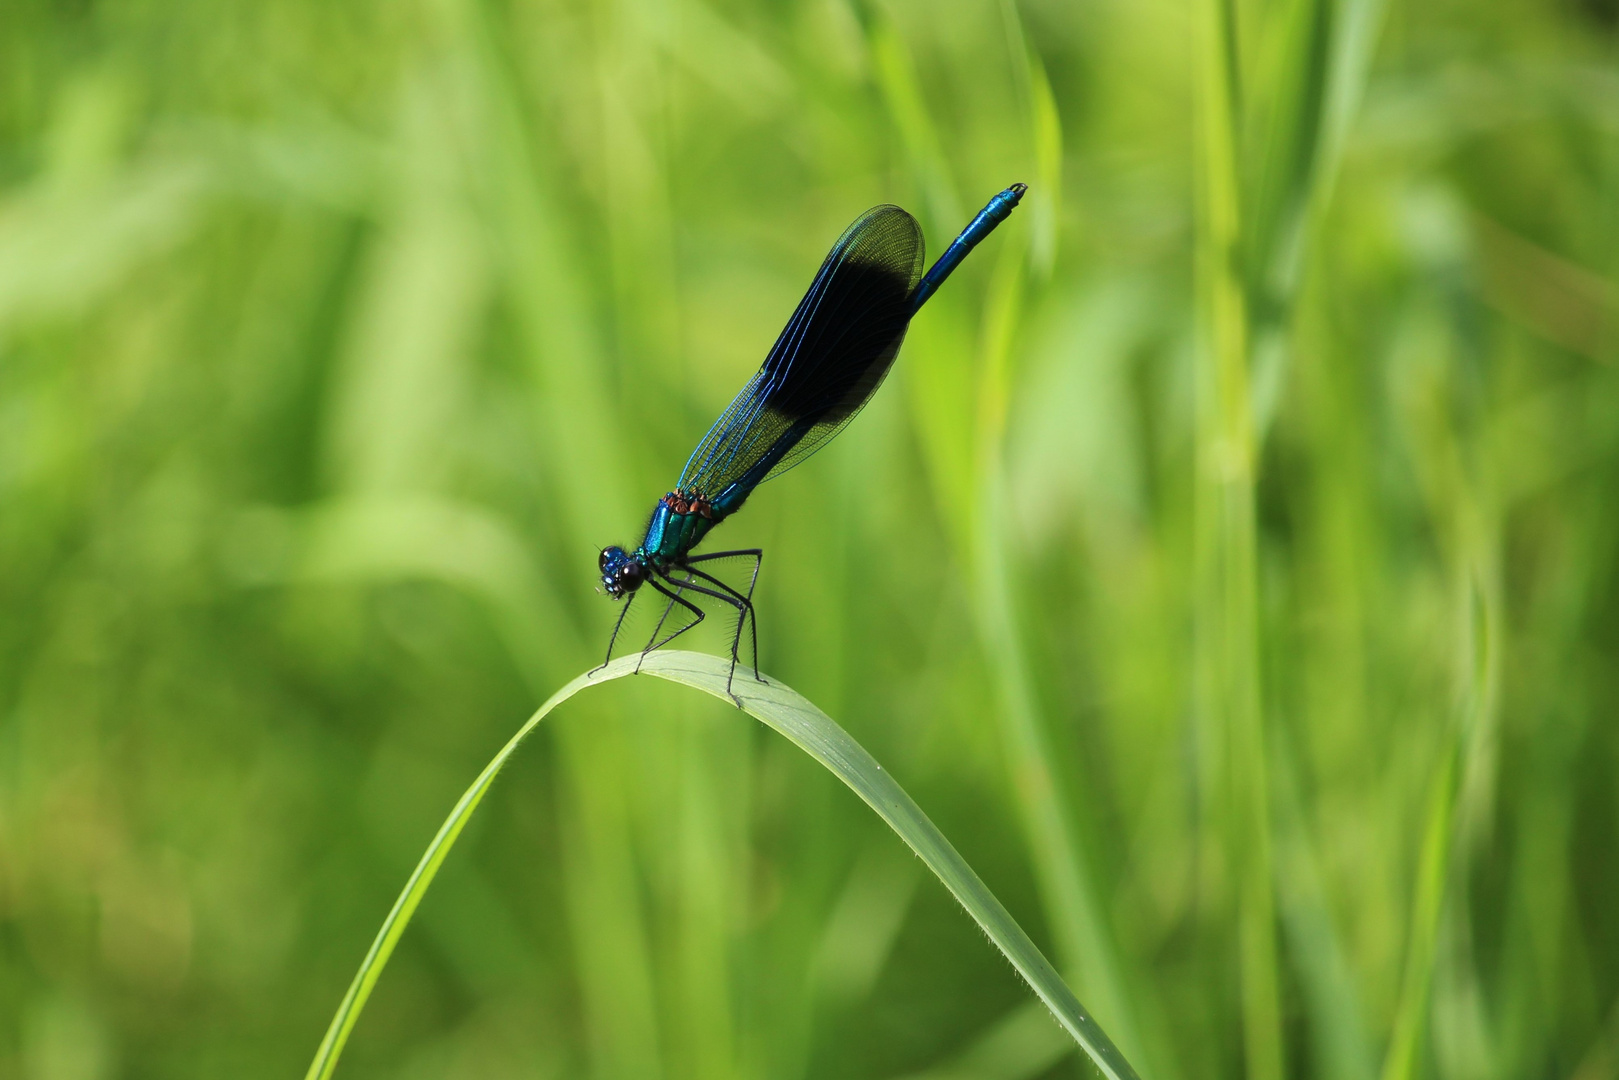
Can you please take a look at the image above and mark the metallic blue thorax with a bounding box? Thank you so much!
[636,493,722,568]
[636,438,788,567]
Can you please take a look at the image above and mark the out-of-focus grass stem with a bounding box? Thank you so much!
[1195,1,1283,1079]
[1379,739,1458,1080]
[1195,0,1388,1071]
[1382,312,1504,1080]
[873,18,1147,1071]
[997,0,1062,278]
[872,16,963,236]
[971,233,1148,1073]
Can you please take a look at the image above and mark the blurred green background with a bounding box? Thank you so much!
[4,0,1619,1078]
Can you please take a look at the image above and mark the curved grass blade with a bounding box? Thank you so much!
[304,651,1141,1080]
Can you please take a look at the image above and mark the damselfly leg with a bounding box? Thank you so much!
[681,549,764,683]
[639,576,709,660]
[634,583,685,674]
[641,565,761,703]
[594,590,639,675]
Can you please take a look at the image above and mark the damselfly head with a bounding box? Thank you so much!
[598,546,646,599]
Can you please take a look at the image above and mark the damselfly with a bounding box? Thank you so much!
[597,184,1026,700]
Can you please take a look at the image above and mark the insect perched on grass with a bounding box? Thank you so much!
[597,183,1027,700]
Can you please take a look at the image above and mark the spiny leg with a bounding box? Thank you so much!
[636,581,684,674]
[594,588,637,675]
[640,576,708,658]
[683,549,763,680]
[658,571,754,701]
[679,561,762,683]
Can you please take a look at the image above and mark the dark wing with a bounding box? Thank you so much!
[678,205,925,498]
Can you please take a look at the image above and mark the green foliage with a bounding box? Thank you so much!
[3,0,1619,1078]
[306,652,1139,1080]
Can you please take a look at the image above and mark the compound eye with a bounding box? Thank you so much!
[598,549,611,572]
[620,561,644,585]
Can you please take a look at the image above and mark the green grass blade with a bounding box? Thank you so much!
[1194,0,1283,1076]
[300,662,602,1080]
[1378,743,1459,1080]
[304,651,1142,1080]
[871,14,962,235]
[637,653,1142,1080]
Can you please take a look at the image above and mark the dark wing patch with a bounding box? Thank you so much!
[678,206,925,497]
